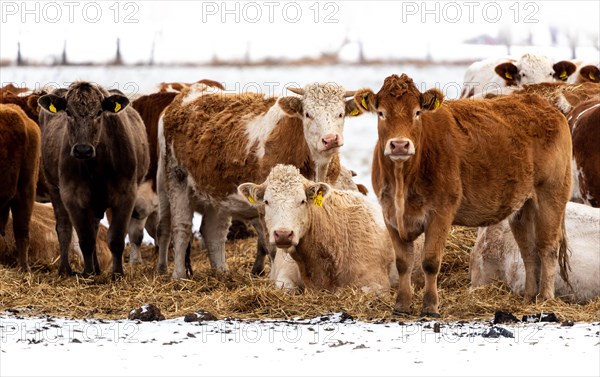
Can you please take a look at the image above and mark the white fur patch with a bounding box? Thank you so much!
[245,99,287,159]
[181,83,214,105]
[555,94,573,114]
[574,103,600,129]
[571,158,583,202]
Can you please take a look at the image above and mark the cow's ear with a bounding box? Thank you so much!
[238,183,265,205]
[27,95,41,115]
[553,61,577,81]
[420,88,444,112]
[345,98,364,117]
[354,89,376,113]
[580,65,600,83]
[305,182,331,207]
[38,94,67,114]
[494,62,520,83]
[278,96,303,118]
[102,94,129,114]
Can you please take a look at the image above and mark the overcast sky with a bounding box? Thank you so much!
[1,1,598,64]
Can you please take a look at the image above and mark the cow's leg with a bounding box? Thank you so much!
[0,204,9,236]
[250,218,269,276]
[534,196,568,301]
[128,216,146,265]
[200,205,231,272]
[107,196,136,277]
[508,200,539,302]
[167,173,194,280]
[69,210,99,276]
[420,216,451,317]
[388,224,415,315]
[155,148,171,275]
[49,188,74,276]
[11,196,33,271]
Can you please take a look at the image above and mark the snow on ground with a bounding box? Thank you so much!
[0,312,598,377]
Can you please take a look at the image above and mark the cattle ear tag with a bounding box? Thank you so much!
[560,71,568,81]
[504,72,513,80]
[361,96,368,110]
[349,108,359,116]
[49,103,57,113]
[590,72,597,81]
[433,98,440,110]
[247,196,255,204]
[114,102,122,112]
[313,191,324,207]
[36,105,41,114]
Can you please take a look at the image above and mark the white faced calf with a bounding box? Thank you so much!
[238,164,394,293]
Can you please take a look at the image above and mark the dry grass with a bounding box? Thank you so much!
[1,227,598,322]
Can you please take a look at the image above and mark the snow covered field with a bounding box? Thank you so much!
[1,65,599,376]
[1,312,599,377]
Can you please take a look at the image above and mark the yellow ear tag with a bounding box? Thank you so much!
[313,191,324,207]
[247,196,255,204]
[36,105,41,114]
[349,108,359,116]
[49,103,57,113]
[361,96,368,110]
[589,72,597,81]
[433,98,440,110]
[114,102,122,112]
[505,72,513,80]
[560,71,567,80]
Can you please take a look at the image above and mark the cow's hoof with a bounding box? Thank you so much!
[156,265,168,275]
[112,272,125,281]
[419,311,441,318]
[251,267,266,277]
[392,308,412,317]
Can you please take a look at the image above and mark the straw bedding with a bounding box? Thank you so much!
[1,227,598,322]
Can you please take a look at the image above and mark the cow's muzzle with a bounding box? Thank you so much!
[71,144,95,160]
[385,138,414,161]
[321,134,344,152]
[273,228,295,248]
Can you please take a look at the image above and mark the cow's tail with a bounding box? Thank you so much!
[558,214,572,289]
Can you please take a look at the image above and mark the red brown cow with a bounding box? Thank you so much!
[355,74,572,317]
[38,82,149,277]
[568,99,600,207]
[0,104,41,270]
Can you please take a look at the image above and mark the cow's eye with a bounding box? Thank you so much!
[305,112,312,119]
[301,199,306,205]
[415,110,421,117]
[378,111,384,118]
[264,200,269,206]
[338,113,343,118]
[521,73,526,78]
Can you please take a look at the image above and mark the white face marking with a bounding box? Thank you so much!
[261,165,311,247]
[516,54,556,84]
[299,83,348,163]
[245,100,287,159]
[181,82,218,105]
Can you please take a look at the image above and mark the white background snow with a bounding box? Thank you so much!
[1,1,599,376]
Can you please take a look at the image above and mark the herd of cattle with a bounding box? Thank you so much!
[0,53,598,316]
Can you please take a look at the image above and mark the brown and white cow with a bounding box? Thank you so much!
[0,202,112,271]
[567,61,600,84]
[356,74,572,316]
[38,82,149,276]
[471,202,600,303]
[239,164,394,293]
[461,54,576,98]
[0,104,41,270]
[158,82,362,279]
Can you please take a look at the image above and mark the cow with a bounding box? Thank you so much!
[238,164,394,293]
[567,61,600,84]
[0,104,41,271]
[158,79,223,93]
[267,164,373,290]
[355,74,572,317]
[460,54,576,98]
[157,81,362,279]
[1,89,53,202]
[0,202,112,271]
[470,202,600,304]
[37,82,149,277]
[568,99,600,207]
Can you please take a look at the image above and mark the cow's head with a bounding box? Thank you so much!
[38,82,129,160]
[277,83,361,164]
[494,54,576,85]
[238,164,331,248]
[577,65,600,83]
[354,74,443,163]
